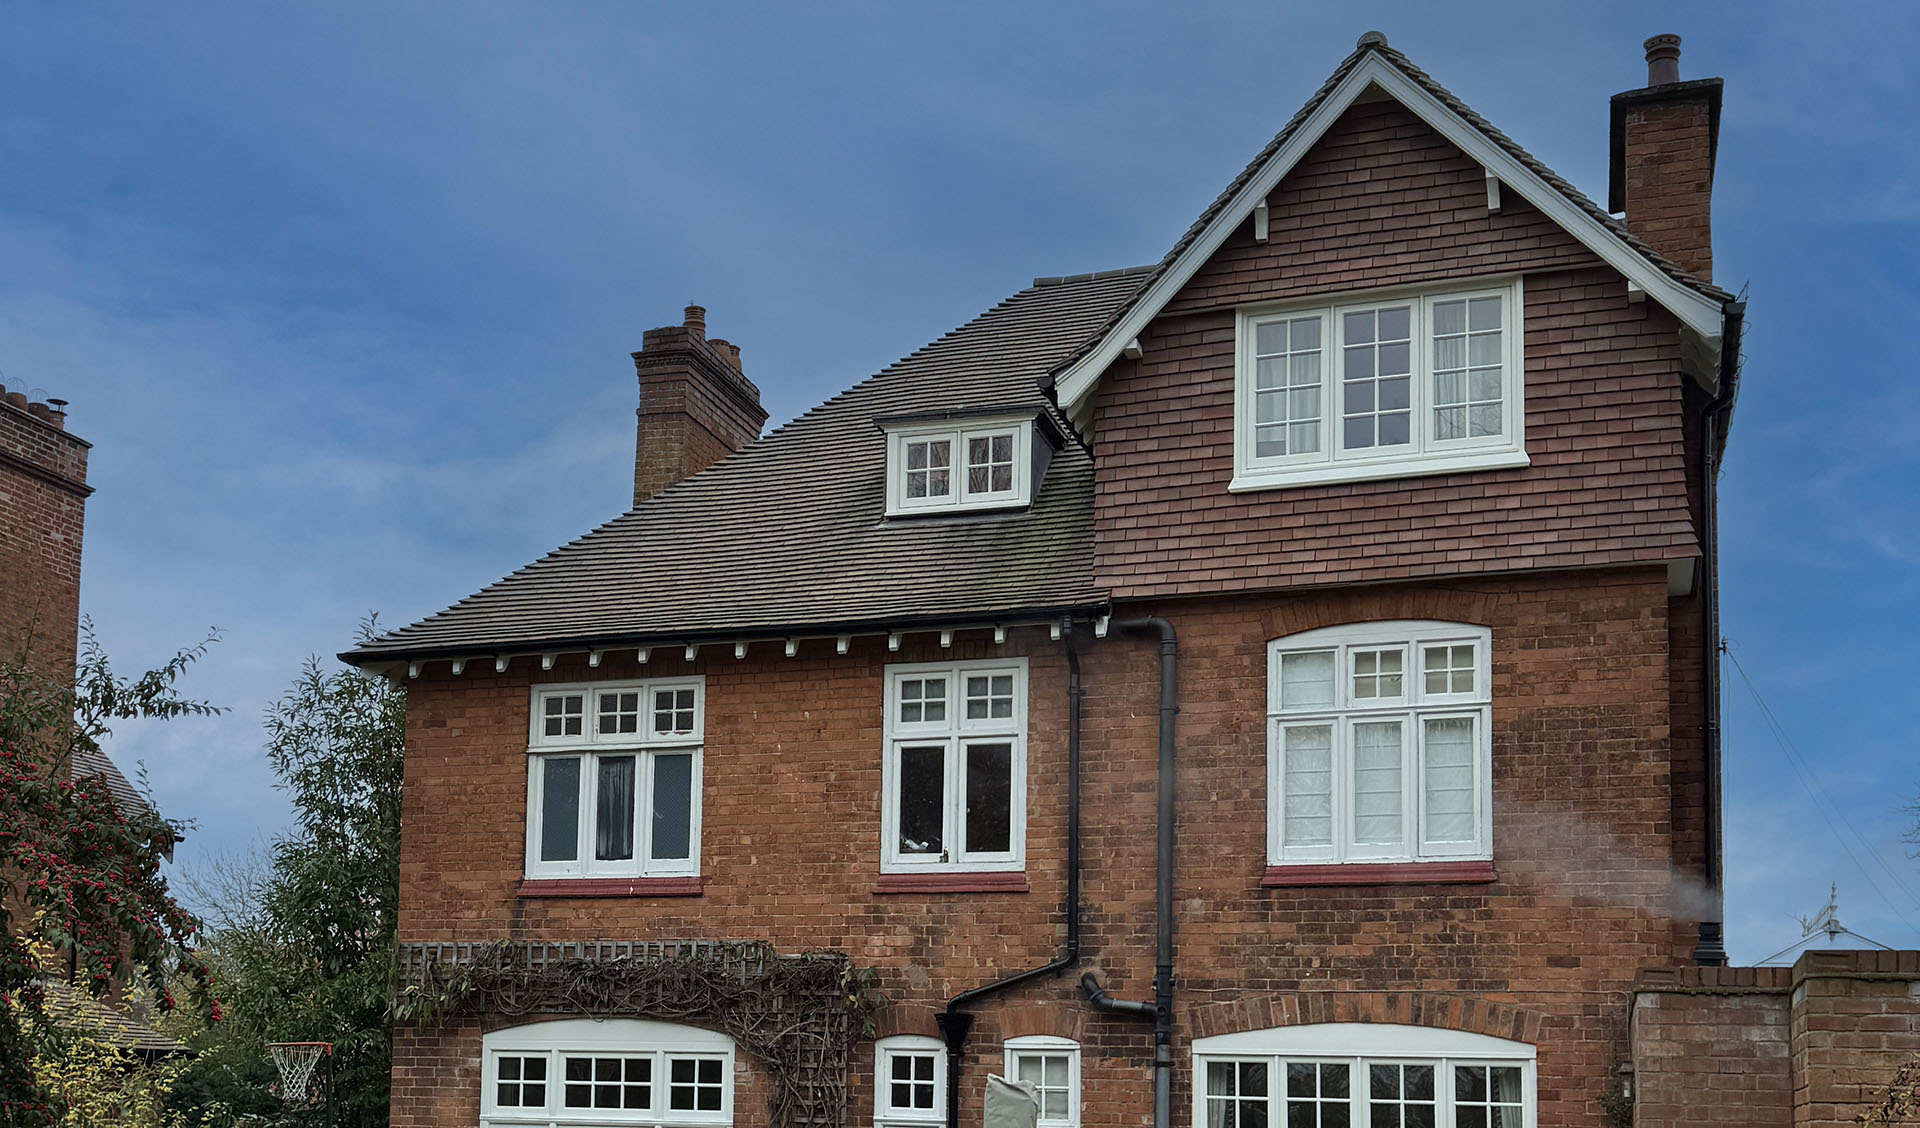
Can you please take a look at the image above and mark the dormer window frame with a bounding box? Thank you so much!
[1230,276,1530,492]
[881,412,1042,517]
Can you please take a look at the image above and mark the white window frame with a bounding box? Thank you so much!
[875,1035,946,1128]
[883,417,1034,516]
[1267,622,1492,866]
[1192,1024,1536,1128]
[1231,278,1528,491]
[481,1018,734,1128]
[525,678,705,880]
[1004,1036,1080,1128]
[880,659,1028,874]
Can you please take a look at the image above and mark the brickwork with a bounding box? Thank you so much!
[394,568,1700,1127]
[1092,100,1699,598]
[632,311,768,504]
[0,393,89,680]
[392,1019,777,1128]
[1618,94,1716,281]
[1633,952,1920,1128]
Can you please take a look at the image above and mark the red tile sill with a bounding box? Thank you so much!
[517,877,703,899]
[871,872,1029,895]
[1261,860,1496,888]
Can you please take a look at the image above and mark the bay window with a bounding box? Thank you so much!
[526,679,702,880]
[1193,1025,1534,1128]
[1268,623,1492,867]
[482,1018,733,1127]
[1233,280,1527,490]
[881,660,1026,873]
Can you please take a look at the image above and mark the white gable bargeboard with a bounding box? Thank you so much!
[1051,47,1730,427]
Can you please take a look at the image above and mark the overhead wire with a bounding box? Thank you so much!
[1724,646,1920,937]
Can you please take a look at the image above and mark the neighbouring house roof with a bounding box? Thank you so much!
[1048,35,1735,417]
[70,744,146,816]
[42,981,184,1056]
[343,268,1149,665]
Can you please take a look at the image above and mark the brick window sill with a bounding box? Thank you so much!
[1261,860,1496,888]
[871,872,1029,895]
[516,877,703,899]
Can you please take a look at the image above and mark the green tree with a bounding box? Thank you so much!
[171,635,402,1128]
[0,627,220,1126]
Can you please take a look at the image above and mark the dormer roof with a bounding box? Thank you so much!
[1047,34,1735,425]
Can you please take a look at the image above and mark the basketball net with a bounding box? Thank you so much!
[267,1041,331,1106]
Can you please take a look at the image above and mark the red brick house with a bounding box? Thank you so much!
[347,32,1873,1128]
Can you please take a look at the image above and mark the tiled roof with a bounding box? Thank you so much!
[1047,38,1732,382]
[71,744,147,816]
[344,269,1150,663]
[43,981,184,1055]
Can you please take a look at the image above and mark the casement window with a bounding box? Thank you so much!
[482,1018,733,1127]
[883,417,1036,516]
[1004,1037,1080,1128]
[881,660,1027,873]
[1232,280,1527,490]
[525,679,703,880]
[876,1036,946,1128]
[1267,623,1492,866]
[1193,1025,1535,1128]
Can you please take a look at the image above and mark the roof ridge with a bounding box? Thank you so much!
[1045,37,1730,385]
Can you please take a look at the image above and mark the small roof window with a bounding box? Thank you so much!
[878,409,1058,518]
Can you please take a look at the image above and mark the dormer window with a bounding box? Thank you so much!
[880,410,1057,517]
[1231,279,1529,491]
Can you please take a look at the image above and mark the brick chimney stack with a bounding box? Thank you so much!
[631,304,768,505]
[1609,34,1723,281]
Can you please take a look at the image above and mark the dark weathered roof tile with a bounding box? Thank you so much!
[344,269,1149,662]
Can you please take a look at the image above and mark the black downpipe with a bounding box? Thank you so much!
[936,638,1084,1128]
[1692,299,1743,967]
[1078,616,1177,1128]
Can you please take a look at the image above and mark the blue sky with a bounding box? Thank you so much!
[3,2,1915,964]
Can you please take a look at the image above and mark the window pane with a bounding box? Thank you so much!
[1423,719,1476,845]
[1341,306,1412,452]
[595,755,636,861]
[652,752,695,860]
[1423,644,1475,695]
[1282,725,1334,847]
[1251,317,1323,460]
[540,757,581,862]
[1352,648,1404,699]
[598,691,640,735]
[1352,721,1405,846]
[1279,650,1335,709]
[964,742,1013,855]
[897,745,945,855]
[544,694,584,738]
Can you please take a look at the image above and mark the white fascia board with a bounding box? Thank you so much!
[1055,54,1727,416]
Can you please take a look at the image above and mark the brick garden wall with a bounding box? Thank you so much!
[394,567,1699,1127]
[1633,951,1920,1128]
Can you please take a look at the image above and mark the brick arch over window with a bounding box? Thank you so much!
[1188,992,1547,1046]
[873,1003,944,1041]
[993,1002,1087,1043]
[1261,588,1499,639]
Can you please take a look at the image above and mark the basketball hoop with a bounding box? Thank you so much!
[266,1041,332,1107]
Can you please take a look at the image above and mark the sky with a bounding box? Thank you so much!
[2,2,1916,966]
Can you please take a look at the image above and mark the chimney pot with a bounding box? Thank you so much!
[1644,33,1682,86]
[683,304,707,338]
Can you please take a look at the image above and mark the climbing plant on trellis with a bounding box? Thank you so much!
[395,940,881,1127]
